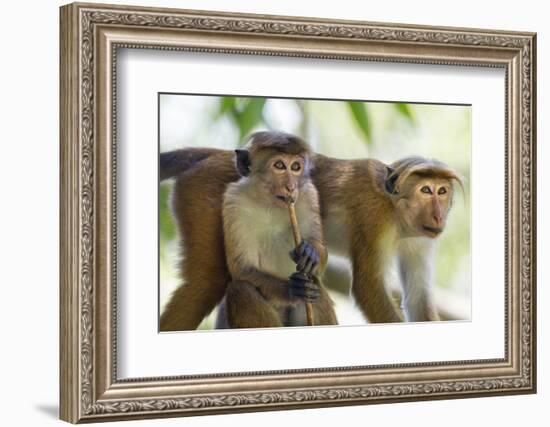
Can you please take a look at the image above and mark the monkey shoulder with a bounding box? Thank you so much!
[224,181,262,214]
[222,183,254,232]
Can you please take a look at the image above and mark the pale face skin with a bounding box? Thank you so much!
[261,154,306,209]
[395,176,454,238]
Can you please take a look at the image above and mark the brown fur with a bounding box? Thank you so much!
[159,145,461,329]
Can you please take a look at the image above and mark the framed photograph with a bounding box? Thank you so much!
[60,2,536,423]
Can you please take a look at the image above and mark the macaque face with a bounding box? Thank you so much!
[264,154,306,208]
[396,175,454,238]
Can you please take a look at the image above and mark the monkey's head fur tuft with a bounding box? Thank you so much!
[387,156,464,194]
[385,156,464,239]
[245,131,313,158]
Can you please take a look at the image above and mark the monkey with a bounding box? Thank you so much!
[159,134,463,330]
[213,132,337,328]
[315,155,463,322]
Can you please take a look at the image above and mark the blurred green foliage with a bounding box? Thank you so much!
[394,103,414,122]
[347,101,372,143]
[159,182,176,260]
[218,97,268,142]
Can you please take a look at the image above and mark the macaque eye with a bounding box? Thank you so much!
[420,185,432,194]
[290,162,301,172]
[437,187,447,195]
[274,160,286,170]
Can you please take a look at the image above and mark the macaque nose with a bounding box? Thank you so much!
[285,183,297,193]
[432,198,443,226]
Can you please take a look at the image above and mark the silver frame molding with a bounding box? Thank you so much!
[60,2,537,423]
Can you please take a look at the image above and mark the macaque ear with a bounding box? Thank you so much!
[385,166,399,194]
[235,149,251,177]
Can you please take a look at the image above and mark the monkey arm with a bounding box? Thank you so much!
[352,268,403,323]
[350,230,404,323]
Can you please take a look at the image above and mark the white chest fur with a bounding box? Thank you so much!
[227,199,314,280]
[255,209,297,279]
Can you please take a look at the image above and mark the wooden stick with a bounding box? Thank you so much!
[287,201,314,326]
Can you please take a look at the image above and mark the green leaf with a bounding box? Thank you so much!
[394,103,414,122]
[218,97,236,116]
[159,183,176,243]
[347,101,371,144]
[236,98,266,140]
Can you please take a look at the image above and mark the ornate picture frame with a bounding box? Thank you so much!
[60,2,536,423]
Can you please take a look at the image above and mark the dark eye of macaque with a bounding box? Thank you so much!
[420,185,432,194]
[290,161,301,172]
[437,187,447,195]
[274,160,285,170]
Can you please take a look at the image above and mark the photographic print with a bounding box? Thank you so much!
[159,94,471,331]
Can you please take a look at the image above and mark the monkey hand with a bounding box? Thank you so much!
[289,240,320,275]
[288,272,320,302]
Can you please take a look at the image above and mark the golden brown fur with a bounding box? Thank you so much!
[159,144,462,330]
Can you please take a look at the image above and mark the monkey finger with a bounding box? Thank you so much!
[289,279,309,291]
[298,245,314,271]
[307,247,321,274]
[298,240,309,257]
[291,287,320,301]
[289,273,309,288]
[310,252,320,274]
[301,257,315,275]
[289,276,318,291]
[304,258,319,275]
[299,245,316,272]
[306,244,320,262]
[304,291,321,302]
[289,271,309,281]
[293,279,319,292]
[291,247,310,268]
[289,286,308,300]
[300,287,321,301]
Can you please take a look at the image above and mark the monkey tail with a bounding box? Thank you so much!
[159,148,223,181]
